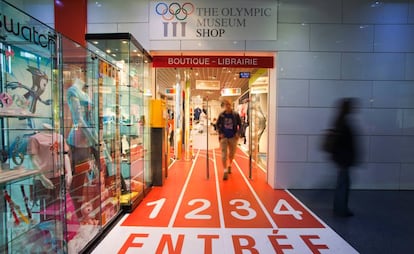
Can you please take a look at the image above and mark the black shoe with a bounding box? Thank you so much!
[223,172,228,180]
[228,166,231,174]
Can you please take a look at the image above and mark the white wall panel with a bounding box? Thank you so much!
[341,53,405,80]
[309,80,372,108]
[400,136,414,162]
[180,40,245,51]
[278,0,341,24]
[366,109,404,135]
[308,135,327,162]
[409,0,414,23]
[311,24,374,52]
[87,23,118,34]
[375,25,414,52]
[403,109,414,135]
[271,24,310,51]
[88,0,148,23]
[278,52,341,79]
[245,40,278,51]
[277,108,330,135]
[352,164,400,189]
[370,136,403,163]
[343,0,409,24]
[277,79,309,107]
[277,135,308,161]
[406,53,414,80]
[149,40,181,51]
[356,136,370,163]
[400,164,414,189]
[276,162,337,189]
[372,81,414,108]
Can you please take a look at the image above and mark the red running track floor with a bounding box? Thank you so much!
[92,148,358,254]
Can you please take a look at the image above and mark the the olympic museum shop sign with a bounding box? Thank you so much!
[149,0,277,40]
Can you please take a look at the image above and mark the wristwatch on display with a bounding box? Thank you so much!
[11,136,24,166]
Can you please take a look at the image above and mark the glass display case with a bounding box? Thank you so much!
[85,33,152,211]
[0,1,65,253]
[0,2,124,253]
[60,36,122,252]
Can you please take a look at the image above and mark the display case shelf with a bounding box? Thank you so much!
[0,169,41,184]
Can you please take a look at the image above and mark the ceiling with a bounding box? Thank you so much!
[155,67,260,101]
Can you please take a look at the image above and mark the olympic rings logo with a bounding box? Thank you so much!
[155,2,195,21]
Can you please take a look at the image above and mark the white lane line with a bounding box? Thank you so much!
[213,148,226,228]
[234,159,279,229]
[167,149,200,228]
[284,189,330,228]
[237,147,266,173]
[168,158,177,169]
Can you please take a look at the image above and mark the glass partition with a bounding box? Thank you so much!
[0,1,64,253]
[0,3,124,253]
[85,33,152,211]
[59,35,122,252]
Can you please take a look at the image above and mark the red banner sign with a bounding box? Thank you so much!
[153,56,274,68]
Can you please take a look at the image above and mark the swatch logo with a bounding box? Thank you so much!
[155,2,195,37]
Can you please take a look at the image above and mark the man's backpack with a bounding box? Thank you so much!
[321,129,339,154]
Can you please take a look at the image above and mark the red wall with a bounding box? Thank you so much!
[54,0,87,46]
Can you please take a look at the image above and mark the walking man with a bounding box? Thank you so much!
[330,98,360,217]
[216,99,242,180]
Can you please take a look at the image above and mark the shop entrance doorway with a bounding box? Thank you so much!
[153,53,274,181]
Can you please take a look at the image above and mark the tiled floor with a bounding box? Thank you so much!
[290,189,414,254]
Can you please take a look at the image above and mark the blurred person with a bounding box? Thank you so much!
[216,99,242,180]
[211,118,217,131]
[329,98,360,217]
